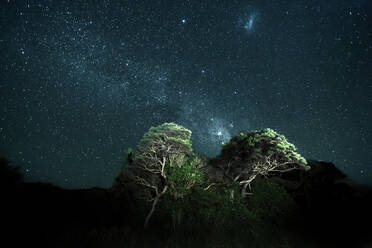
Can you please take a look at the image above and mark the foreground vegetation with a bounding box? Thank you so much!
[2,122,372,248]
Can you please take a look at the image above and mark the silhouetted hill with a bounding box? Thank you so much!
[1,158,133,247]
[292,160,372,247]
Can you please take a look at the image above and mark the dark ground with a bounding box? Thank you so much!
[2,157,372,248]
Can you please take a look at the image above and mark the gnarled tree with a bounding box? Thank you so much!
[208,128,309,198]
[113,122,195,228]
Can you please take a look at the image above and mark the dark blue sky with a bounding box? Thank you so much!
[1,0,371,188]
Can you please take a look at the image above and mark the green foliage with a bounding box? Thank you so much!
[247,180,297,223]
[158,180,257,235]
[126,147,133,155]
[141,122,192,147]
[195,183,256,231]
[222,128,307,166]
[133,122,193,163]
[123,147,133,164]
[168,136,192,149]
[166,155,205,197]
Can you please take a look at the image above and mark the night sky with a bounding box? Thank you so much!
[0,0,371,188]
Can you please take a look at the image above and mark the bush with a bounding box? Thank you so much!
[158,181,257,234]
[248,180,297,224]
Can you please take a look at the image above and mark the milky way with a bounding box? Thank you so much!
[1,0,371,187]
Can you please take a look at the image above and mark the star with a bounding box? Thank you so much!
[0,0,370,188]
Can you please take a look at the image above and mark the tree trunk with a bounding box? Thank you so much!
[144,186,168,229]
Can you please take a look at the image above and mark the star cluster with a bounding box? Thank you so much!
[0,0,371,187]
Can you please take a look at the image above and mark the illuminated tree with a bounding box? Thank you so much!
[113,122,197,228]
[210,128,309,198]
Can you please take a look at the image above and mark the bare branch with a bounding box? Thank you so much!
[144,185,168,229]
[204,183,216,191]
[218,155,304,198]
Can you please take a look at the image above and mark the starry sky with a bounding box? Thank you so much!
[1,0,371,188]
